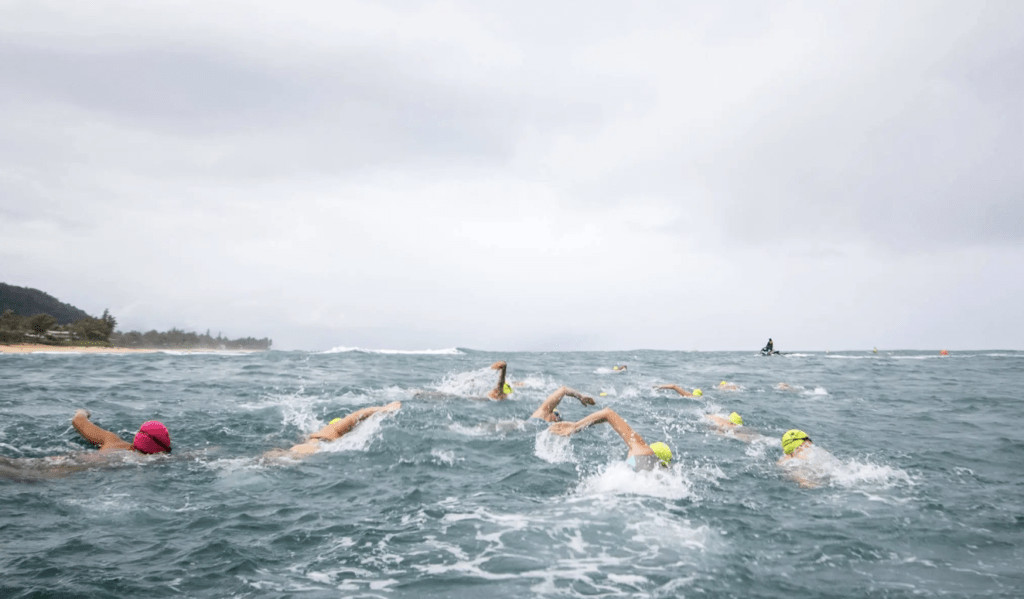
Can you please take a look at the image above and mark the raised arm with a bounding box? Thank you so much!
[72,410,133,451]
[486,361,509,400]
[530,386,595,422]
[548,408,653,456]
[655,384,692,397]
[288,402,402,454]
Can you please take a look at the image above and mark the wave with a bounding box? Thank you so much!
[322,346,463,355]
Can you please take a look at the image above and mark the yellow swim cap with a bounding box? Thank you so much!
[693,389,703,397]
[720,381,727,386]
[329,418,342,425]
[599,392,608,397]
[729,412,743,425]
[649,442,672,465]
[782,429,811,455]
[503,383,513,394]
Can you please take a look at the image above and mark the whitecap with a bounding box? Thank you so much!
[534,429,576,464]
[322,346,462,355]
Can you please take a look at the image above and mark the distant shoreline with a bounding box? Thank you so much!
[0,343,263,354]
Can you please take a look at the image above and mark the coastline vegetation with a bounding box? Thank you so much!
[0,283,271,350]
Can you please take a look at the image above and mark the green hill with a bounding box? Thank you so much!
[0,283,92,324]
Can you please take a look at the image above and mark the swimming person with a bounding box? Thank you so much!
[778,429,820,487]
[717,381,739,391]
[707,411,744,429]
[654,384,702,397]
[548,408,672,471]
[611,365,627,372]
[530,386,596,422]
[72,409,171,454]
[286,402,402,455]
[487,361,514,400]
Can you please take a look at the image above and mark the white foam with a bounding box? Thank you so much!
[574,461,695,500]
[322,346,461,355]
[779,446,913,490]
[430,448,462,466]
[803,386,829,396]
[433,366,499,396]
[534,429,576,463]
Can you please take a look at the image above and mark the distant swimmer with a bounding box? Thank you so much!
[611,365,627,372]
[654,384,702,397]
[487,361,514,400]
[717,381,739,391]
[706,411,744,429]
[776,383,796,391]
[530,386,596,422]
[72,409,171,454]
[286,402,401,455]
[548,408,672,471]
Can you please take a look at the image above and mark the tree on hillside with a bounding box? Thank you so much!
[101,309,117,338]
[1,309,25,331]
[29,314,58,335]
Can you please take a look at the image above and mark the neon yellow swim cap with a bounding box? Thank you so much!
[720,381,727,386]
[782,429,811,455]
[649,442,672,465]
[503,383,513,394]
[329,418,342,425]
[729,412,743,425]
[599,392,608,397]
[693,389,703,397]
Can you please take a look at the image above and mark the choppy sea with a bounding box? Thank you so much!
[1,348,1021,598]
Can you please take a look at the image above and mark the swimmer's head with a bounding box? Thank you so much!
[132,420,171,454]
[720,381,728,386]
[551,409,561,422]
[503,383,513,394]
[329,417,342,425]
[781,429,812,455]
[693,388,703,397]
[649,442,672,466]
[729,412,744,425]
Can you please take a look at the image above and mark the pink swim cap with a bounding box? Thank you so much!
[133,421,172,454]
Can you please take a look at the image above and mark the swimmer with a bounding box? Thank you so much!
[72,409,171,454]
[530,386,596,422]
[611,365,627,372]
[654,384,702,398]
[703,411,762,443]
[548,408,672,471]
[487,361,514,400]
[286,401,402,455]
[717,381,740,391]
[776,383,796,391]
[778,429,817,487]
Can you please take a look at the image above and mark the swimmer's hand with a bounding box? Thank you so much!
[74,409,91,420]
[548,422,576,436]
[380,401,402,413]
[490,361,507,370]
[578,395,596,406]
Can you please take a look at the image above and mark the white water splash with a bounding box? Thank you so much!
[534,429,576,463]
[322,346,462,355]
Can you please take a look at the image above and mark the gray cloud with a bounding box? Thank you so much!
[1,1,1021,350]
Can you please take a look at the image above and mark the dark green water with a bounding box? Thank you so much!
[1,349,1021,598]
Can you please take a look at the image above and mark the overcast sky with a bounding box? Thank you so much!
[1,1,1022,351]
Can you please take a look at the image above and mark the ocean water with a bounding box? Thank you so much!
[1,349,1021,598]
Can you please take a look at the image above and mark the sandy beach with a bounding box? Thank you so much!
[0,344,251,354]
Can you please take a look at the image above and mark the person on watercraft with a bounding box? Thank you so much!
[72,409,171,454]
[487,361,514,400]
[530,386,596,422]
[287,402,402,455]
[762,338,774,354]
[654,384,702,397]
[548,408,672,472]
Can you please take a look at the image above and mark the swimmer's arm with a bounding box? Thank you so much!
[309,401,402,441]
[530,386,595,421]
[654,384,692,397]
[71,410,132,451]
[549,408,652,456]
[486,361,508,400]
